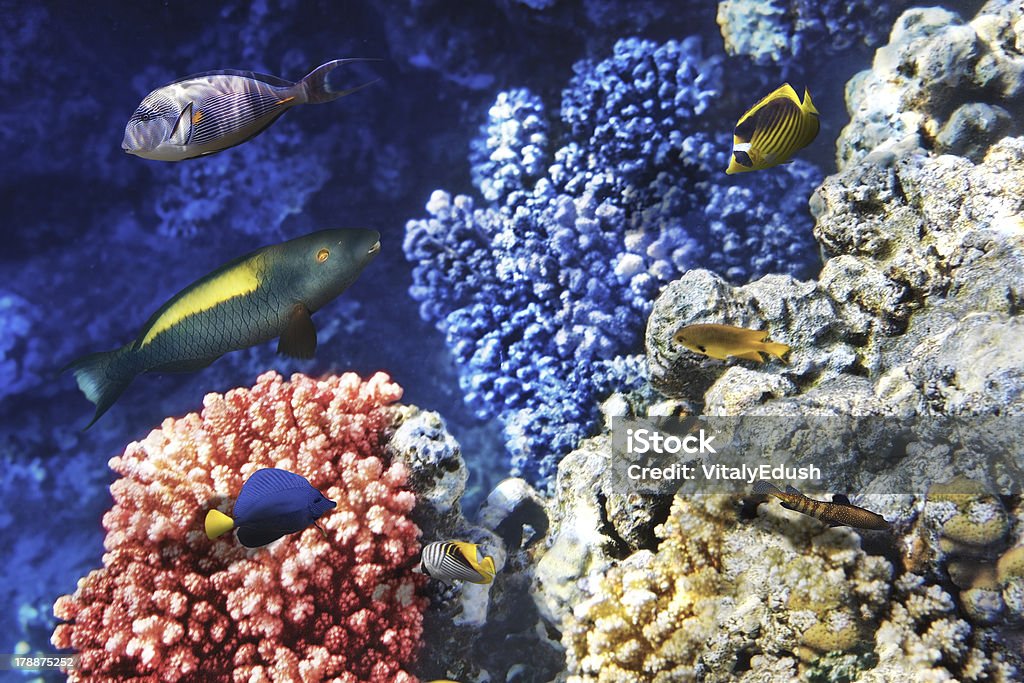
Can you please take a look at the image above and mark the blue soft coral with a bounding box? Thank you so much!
[405,37,823,485]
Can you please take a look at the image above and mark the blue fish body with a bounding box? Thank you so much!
[231,468,336,548]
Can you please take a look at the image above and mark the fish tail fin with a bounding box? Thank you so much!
[205,510,235,539]
[761,341,791,362]
[753,479,781,497]
[478,555,497,583]
[63,347,136,429]
[802,88,819,116]
[299,58,382,104]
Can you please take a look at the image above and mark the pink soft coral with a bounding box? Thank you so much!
[52,371,426,682]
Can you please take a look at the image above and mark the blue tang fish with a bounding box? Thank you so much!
[205,468,337,548]
[123,59,379,161]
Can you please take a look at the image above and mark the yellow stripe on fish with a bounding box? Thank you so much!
[726,83,819,174]
[138,258,262,348]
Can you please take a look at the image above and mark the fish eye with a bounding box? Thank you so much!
[316,248,330,263]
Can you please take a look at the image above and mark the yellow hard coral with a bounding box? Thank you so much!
[559,472,1021,682]
[564,495,729,682]
[927,476,1009,552]
[997,545,1024,620]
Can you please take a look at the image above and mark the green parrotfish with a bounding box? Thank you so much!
[66,229,380,427]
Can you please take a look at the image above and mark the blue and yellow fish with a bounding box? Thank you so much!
[415,541,496,585]
[122,59,379,161]
[65,229,380,427]
[205,468,337,548]
[726,83,819,174]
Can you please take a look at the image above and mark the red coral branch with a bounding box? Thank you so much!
[53,371,426,682]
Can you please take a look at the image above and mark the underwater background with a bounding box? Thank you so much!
[2,0,1023,681]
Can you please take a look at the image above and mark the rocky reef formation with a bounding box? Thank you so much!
[717,0,910,66]
[524,1,1024,680]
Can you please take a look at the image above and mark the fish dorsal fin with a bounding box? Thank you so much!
[168,102,194,145]
[234,468,311,521]
[742,328,769,341]
[168,69,294,88]
[784,485,803,496]
[801,88,819,116]
[832,493,851,505]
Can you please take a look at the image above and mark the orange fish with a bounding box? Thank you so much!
[674,323,789,362]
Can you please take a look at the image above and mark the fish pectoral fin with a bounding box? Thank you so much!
[169,102,194,145]
[277,304,317,359]
[779,501,799,512]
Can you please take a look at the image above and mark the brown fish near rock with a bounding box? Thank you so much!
[754,480,890,531]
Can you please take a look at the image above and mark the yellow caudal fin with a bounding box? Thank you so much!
[761,341,791,362]
[476,555,496,583]
[205,509,235,539]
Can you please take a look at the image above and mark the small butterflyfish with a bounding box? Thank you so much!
[753,480,890,531]
[415,541,496,585]
[673,323,790,362]
[123,59,380,161]
[726,83,819,174]
[64,229,380,427]
[205,468,337,548]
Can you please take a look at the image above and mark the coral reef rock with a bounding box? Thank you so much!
[837,0,1024,170]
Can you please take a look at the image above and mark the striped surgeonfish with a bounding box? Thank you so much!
[726,83,819,174]
[416,541,497,585]
[122,59,379,161]
[65,229,380,427]
[753,480,890,530]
